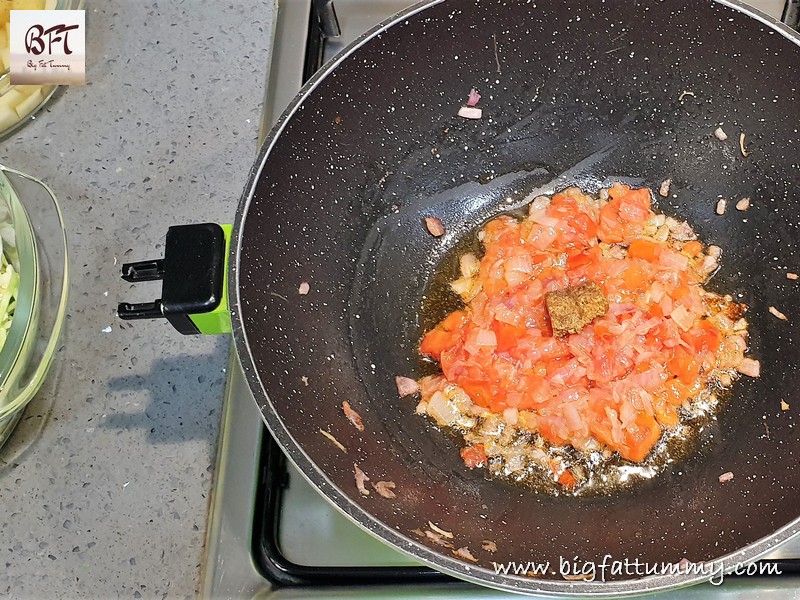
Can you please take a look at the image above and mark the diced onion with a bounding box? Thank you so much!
[459,253,480,278]
[354,464,370,496]
[457,106,483,119]
[424,216,445,236]
[737,358,761,378]
[503,407,518,426]
[670,304,694,332]
[427,391,459,425]
[395,376,420,397]
[504,255,533,273]
[659,250,689,271]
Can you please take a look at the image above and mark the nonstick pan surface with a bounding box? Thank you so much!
[231,0,800,594]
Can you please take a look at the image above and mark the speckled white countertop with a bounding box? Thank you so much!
[0,2,274,597]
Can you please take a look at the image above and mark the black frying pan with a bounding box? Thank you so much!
[231,0,800,595]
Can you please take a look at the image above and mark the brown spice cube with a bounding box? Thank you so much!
[573,281,609,324]
[545,290,584,336]
[545,281,608,337]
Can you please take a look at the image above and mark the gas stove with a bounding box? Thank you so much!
[201,1,800,597]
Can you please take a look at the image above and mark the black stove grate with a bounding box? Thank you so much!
[251,430,800,588]
[251,433,455,587]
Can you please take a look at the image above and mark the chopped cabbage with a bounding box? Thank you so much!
[0,250,18,351]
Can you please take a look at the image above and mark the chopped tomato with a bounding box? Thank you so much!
[681,320,721,354]
[619,412,661,462]
[586,392,618,449]
[537,417,569,445]
[667,347,701,385]
[593,320,614,338]
[671,285,691,301]
[598,199,625,243]
[460,444,488,468]
[417,183,739,472]
[628,239,662,262]
[682,240,703,257]
[653,399,680,428]
[557,468,577,489]
[459,378,496,408]
[491,321,527,354]
[563,212,599,246]
[441,310,469,331]
[519,373,549,409]
[419,310,468,359]
[419,330,454,360]
[611,185,652,218]
[621,263,650,292]
[660,378,689,406]
[567,245,601,269]
[567,251,593,269]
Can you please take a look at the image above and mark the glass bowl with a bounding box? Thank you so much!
[0,166,68,448]
[0,0,85,139]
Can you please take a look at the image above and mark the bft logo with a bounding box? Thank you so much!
[25,23,80,56]
[10,10,85,85]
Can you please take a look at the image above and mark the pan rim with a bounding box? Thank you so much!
[229,0,800,595]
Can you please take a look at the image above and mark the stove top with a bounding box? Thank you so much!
[201,1,800,597]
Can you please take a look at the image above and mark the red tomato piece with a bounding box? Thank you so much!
[628,239,662,262]
[460,444,488,468]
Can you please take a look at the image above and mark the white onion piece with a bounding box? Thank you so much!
[731,335,747,352]
[457,106,483,119]
[737,358,761,378]
[769,306,788,321]
[669,220,697,241]
[670,304,694,332]
[477,329,498,346]
[450,277,472,296]
[342,401,364,431]
[504,254,533,273]
[503,407,518,426]
[464,329,497,355]
[373,481,397,499]
[660,250,689,271]
[395,376,420,397]
[528,195,551,214]
[354,464,370,496]
[699,255,718,275]
[453,546,478,562]
[424,216,445,236]
[608,303,637,316]
[427,391,458,425]
[620,400,637,429]
[460,253,481,278]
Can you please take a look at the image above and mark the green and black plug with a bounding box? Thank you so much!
[117,223,232,335]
